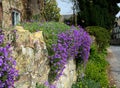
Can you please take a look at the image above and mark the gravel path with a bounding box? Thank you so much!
[107,46,120,88]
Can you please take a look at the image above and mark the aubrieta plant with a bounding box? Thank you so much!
[49,26,92,82]
[0,30,18,88]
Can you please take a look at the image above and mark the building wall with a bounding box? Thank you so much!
[115,18,120,26]
[111,18,120,45]
[1,0,45,28]
[1,0,24,28]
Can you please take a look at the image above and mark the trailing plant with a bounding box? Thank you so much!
[49,26,92,82]
[0,30,18,87]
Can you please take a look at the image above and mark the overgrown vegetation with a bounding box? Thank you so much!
[20,21,70,55]
[20,22,112,88]
[86,26,110,51]
[21,22,91,87]
[72,26,114,88]
[72,26,112,88]
[72,44,109,88]
[86,44,109,87]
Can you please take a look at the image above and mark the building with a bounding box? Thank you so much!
[0,0,24,28]
[111,12,120,45]
[0,0,44,28]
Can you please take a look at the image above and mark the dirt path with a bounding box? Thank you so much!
[107,46,120,88]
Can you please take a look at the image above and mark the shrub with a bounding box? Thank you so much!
[72,78,101,88]
[73,44,109,88]
[85,44,109,87]
[86,26,110,51]
[0,30,18,87]
[44,0,60,21]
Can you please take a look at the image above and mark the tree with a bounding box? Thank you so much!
[77,0,119,29]
[44,0,60,21]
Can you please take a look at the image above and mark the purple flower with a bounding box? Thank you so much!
[49,26,92,82]
[0,59,3,66]
[0,30,18,87]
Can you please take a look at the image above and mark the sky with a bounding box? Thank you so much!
[117,3,120,7]
[56,0,74,15]
[116,3,120,18]
[56,0,120,17]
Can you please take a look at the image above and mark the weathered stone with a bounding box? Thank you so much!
[0,0,45,28]
[4,26,50,88]
[54,59,77,88]
[1,0,24,28]
[4,26,77,88]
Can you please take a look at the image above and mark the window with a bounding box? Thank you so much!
[12,10,20,26]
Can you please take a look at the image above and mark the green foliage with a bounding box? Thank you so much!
[73,44,109,88]
[44,0,61,21]
[77,0,119,29]
[72,78,101,88]
[85,44,109,87]
[36,83,47,88]
[32,14,41,21]
[20,22,40,32]
[86,26,110,51]
[21,21,70,55]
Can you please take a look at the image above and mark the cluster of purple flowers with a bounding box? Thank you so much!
[44,81,56,88]
[50,26,92,81]
[0,30,18,88]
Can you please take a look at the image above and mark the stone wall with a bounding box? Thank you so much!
[5,26,49,88]
[54,59,77,88]
[2,0,24,28]
[4,26,77,88]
